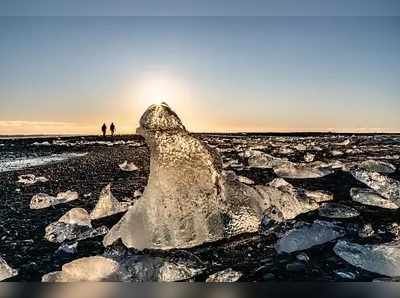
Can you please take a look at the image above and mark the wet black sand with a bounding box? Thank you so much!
[1,134,400,281]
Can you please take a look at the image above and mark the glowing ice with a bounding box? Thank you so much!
[0,257,18,281]
[104,103,335,250]
[42,256,119,282]
[90,184,131,220]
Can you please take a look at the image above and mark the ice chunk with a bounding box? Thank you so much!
[350,188,398,209]
[206,268,242,282]
[59,208,92,227]
[304,153,315,163]
[17,174,48,185]
[0,256,18,281]
[330,150,343,157]
[30,191,79,209]
[45,208,108,243]
[243,150,286,168]
[274,162,333,179]
[237,175,255,185]
[318,203,360,219]
[90,184,131,220]
[55,242,78,256]
[42,256,119,282]
[335,139,351,146]
[119,161,139,172]
[334,240,400,277]
[358,224,375,238]
[350,169,400,206]
[104,103,274,250]
[275,221,346,254]
[359,160,396,174]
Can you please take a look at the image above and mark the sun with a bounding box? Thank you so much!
[133,71,189,110]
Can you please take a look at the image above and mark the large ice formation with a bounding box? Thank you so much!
[104,103,331,250]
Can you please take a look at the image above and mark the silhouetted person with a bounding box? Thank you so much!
[101,123,107,137]
[110,122,116,137]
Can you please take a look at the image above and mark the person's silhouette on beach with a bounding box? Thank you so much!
[110,122,116,137]
[101,123,107,137]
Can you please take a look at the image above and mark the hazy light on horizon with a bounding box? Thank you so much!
[0,17,399,135]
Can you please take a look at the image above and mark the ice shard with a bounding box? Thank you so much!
[318,203,360,219]
[243,150,286,168]
[334,240,400,277]
[275,220,346,254]
[0,256,18,281]
[273,162,333,179]
[359,160,396,174]
[90,184,131,220]
[42,256,120,282]
[45,208,108,243]
[350,168,400,206]
[118,161,139,172]
[206,268,243,282]
[350,188,398,210]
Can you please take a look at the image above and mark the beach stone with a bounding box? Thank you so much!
[90,184,130,220]
[17,174,48,185]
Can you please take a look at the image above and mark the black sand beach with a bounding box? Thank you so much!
[1,134,400,281]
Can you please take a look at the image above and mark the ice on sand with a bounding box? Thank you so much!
[334,240,400,277]
[30,191,78,209]
[359,160,396,174]
[318,203,360,219]
[45,208,108,243]
[17,174,48,185]
[350,188,398,210]
[42,256,119,282]
[104,103,335,250]
[275,220,346,254]
[273,162,333,179]
[350,168,400,206]
[206,268,242,282]
[90,184,131,220]
[119,161,139,172]
[0,256,18,281]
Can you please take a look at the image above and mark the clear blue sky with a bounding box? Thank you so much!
[0,16,399,134]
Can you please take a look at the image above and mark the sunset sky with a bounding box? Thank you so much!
[0,16,399,134]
